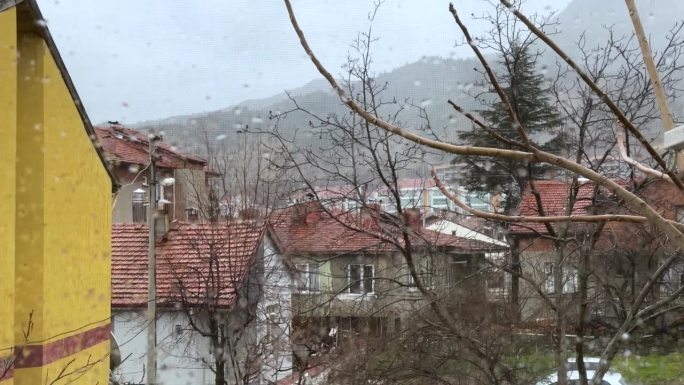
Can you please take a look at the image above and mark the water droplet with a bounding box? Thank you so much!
[216,134,227,141]
[251,117,263,124]
[420,99,432,107]
[234,108,242,116]
[413,80,421,87]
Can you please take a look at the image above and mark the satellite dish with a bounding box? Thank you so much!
[110,332,122,370]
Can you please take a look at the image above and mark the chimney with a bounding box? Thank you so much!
[305,207,322,225]
[402,208,422,231]
[361,203,382,228]
[295,201,322,225]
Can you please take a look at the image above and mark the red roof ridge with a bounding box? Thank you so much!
[94,124,208,169]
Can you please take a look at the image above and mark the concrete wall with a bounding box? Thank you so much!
[0,7,17,384]
[290,250,486,322]
[258,237,293,384]
[112,167,189,223]
[1,4,112,383]
[174,168,208,220]
[112,310,215,385]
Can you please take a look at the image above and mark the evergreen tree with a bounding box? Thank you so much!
[457,43,565,213]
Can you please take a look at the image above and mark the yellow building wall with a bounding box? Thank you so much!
[2,5,112,384]
[0,7,17,385]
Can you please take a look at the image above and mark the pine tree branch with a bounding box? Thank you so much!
[447,100,525,148]
[448,3,533,146]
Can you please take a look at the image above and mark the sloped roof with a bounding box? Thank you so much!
[510,180,602,234]
[112,221,264,308]
[268,206,395,254]
[268,203,506,255]
[412,227,506,250]
[94,124,207,170]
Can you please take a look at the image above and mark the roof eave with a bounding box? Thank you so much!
[18,0,121,192]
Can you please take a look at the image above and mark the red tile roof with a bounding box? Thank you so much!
[112,221,264,308]
[268,205,395,254]
[268,203,505,255]
[94,124,207,170]
[511,180,599,234]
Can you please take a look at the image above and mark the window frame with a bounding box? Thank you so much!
[295,263,320,293]
[446,259,469,288]
[346,264,375,295]
[544,263,578,294]
[406,259,434,291]
[676,205,684,223]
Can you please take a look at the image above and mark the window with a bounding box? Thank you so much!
[447,259,468,287]
[186,207,199,221]
[266,304,280,317]
[677,206,684,223]
[132,188,147,223]
[563,269,578,293]
[400,197,417,209]
[265,304,282,341]
[296,263,320,293]
[431,196,448,207]
[406,259,433,290]
[544,263,578,294]
[466,192,492,213]
[660,263,684,297]
[545,263,555,293]
[347,264,374,294]
[486,268,506,297]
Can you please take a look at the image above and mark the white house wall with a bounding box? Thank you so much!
[112,310,215,385]
[257,235,293,384]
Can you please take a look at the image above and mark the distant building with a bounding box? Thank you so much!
[95,123,214,223]
[509,179,684,326]
[369,177,494,215]
[266,202,507,368]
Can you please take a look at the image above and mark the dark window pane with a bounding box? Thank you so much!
[349,265,362,293]
[363,265,374,293]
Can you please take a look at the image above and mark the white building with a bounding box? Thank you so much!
[111,222,292,385]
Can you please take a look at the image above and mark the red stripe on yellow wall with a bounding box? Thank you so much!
[14,324,109,369]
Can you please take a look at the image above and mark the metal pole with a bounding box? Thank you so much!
[146,136,158,385]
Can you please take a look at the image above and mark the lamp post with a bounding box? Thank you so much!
[146,134,161,385]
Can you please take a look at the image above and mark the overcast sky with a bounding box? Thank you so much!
[37,0,572,124]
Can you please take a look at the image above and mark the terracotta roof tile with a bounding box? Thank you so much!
[94,124,207,170]
[511,180,603,234]
[112,222,263,308]
[268,203,506,255]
